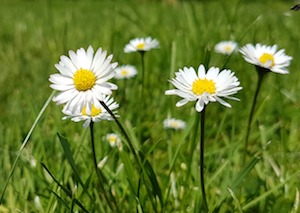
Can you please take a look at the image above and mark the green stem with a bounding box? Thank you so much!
[89,121,118,212]
[99,101,144,210]
[99,101,139,163]
[244,66,267,155]
[140,51,145,94]
[138,51,146,142]
[200,107,208,212]
[184,110,200,185]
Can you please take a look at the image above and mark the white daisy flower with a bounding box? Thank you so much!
[163,118,186,130]
[214,41,238,55]
[114,65,138,79]
[49,45,118,112]
[124,37,159,53]
[239,43,292,74]
[106,133,122,150]
[62,95,119,128]
[165,65,242,112]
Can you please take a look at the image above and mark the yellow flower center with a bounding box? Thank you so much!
[136,43,145,50]
[73,68,96,91]
[108,136,117,145]
[192,78,216,95]
[259,53,275,67]
[120,69,129,76]
[224,45,232,52]
[82,105,102,117]
[170,121,179,128]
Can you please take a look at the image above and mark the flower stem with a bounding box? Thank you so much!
[99,101,139,163]
[99,101,147,210]
[200,107,208,212]
[138,51,146,142]
[244,67,267,155]
[89,121,118,212]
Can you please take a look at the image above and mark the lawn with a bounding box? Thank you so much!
[0,0,300,212]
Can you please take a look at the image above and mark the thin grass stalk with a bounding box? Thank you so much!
[89,121,118,212]
[100,101,159,210]
[99,101,139,162]
[199,106,208,212]
[244,67,267,156]
[100,101,143,211]
[0,91,55,204]
[41,163,89,212]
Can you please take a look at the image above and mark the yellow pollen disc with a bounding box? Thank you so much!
[259,53,275,67]
[136,43,145,50]
[224,45,232,52]
[73,68,96,91]
[108,136,117,144]
[82,105,102,117]
[121,69,129,76]
[192,78,216,95]
[170,121,179,128]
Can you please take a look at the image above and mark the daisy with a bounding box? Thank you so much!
[163,118,186,130]
[106,133,122,150]
[239,43,292,74]
[165,64,242,112]
[114,65,138,79]
[62,95,119,128]
[124,37,159,53]
[214,41,238,55]
[49,45,118,112]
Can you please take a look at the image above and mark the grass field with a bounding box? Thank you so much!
[1,0,300,212]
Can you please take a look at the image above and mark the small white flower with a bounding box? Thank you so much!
[49,45,118,112]
[114,65,137,79]
[106,133,122,150]
[214,41,238,55]
[62,95,119,128]
[239,43,292,74]
[165,64,242,112]
[124,37,159,53]
[163,118,186,130]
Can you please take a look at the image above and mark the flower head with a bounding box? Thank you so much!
[106,133,122,150]
[124,37,159,53]
[165,65,242,112]
[214,41,238,55]
[163,118,186,130]
[49,45,118,112]
[114,65,138,79]
[239,43,292,74]
[62,95,119,128]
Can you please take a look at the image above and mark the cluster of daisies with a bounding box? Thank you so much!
[49,38,159,129]
[165,41,292,115]
[49,38,292,132]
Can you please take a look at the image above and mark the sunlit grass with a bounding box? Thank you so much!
[1,0,300,212]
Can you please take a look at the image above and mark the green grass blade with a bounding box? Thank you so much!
[41,162,72,197]
[139,151,163,208]
[227,187,243,213]
[41,163,90,213]
[51,191,71,211]
[242,171,300,211]
[231,155,260,190]
[57,133,87,192]
[0,91,55,204]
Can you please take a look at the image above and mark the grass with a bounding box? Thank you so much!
[1,0,300,212]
